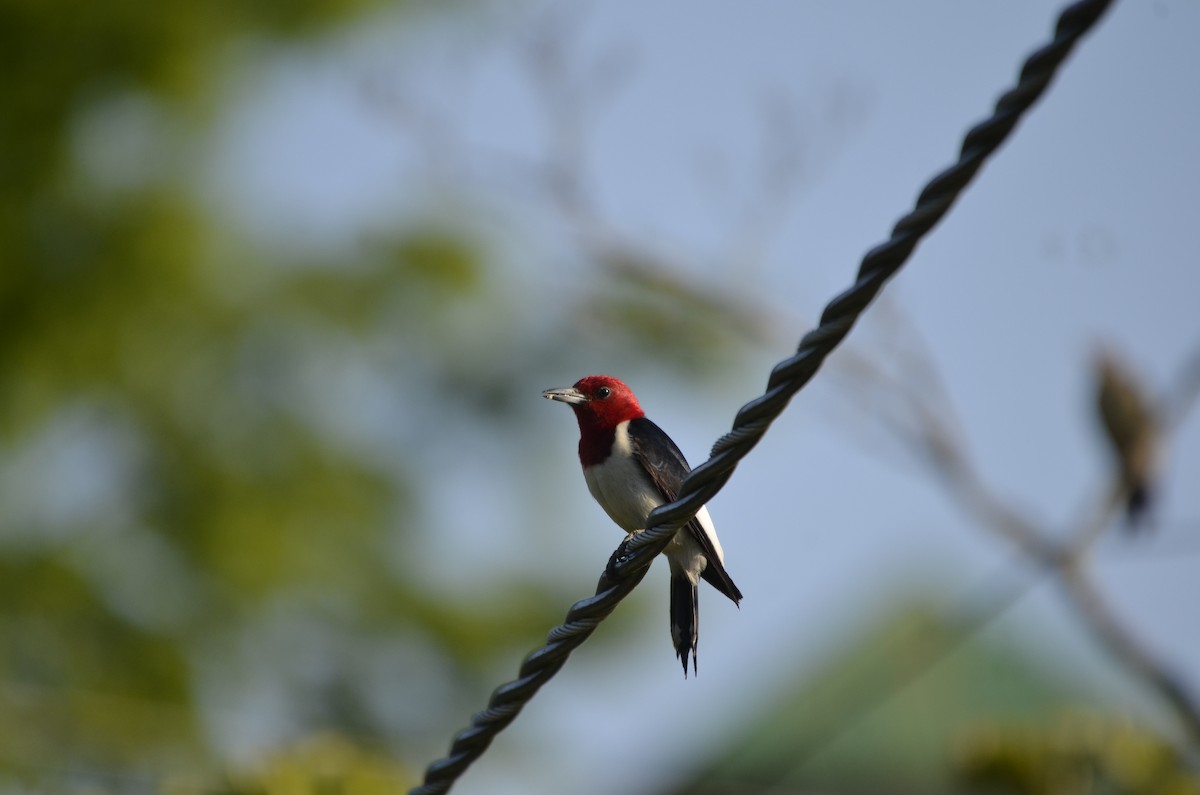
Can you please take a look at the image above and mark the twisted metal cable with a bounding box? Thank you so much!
[410,2,1113,792]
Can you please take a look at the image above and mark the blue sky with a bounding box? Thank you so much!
[195,2,1200,792]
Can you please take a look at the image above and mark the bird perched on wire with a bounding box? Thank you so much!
[543,375,741,676]
[1095,351,1162,529]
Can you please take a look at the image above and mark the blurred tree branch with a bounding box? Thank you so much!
[364,3,856,371]
[834,310,1200,754]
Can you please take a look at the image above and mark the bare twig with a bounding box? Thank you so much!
[838,305,1200,753]
[1058,560,1200,749]
[1163,342,1200,431]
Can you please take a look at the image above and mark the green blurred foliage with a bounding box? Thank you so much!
[183,733,413,795]
[955,711,1200,795]
[0,0,765,789]
[0,0,575,789]
[665,601,1129,795]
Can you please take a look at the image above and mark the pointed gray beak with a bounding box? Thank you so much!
[543,386,587,405]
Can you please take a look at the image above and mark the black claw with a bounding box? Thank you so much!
[604,537,634,582]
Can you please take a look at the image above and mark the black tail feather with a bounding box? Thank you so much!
[670,574,699,677]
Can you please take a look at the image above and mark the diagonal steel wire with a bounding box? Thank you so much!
[409,1,1114,792]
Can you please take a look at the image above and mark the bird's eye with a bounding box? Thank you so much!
[596,387,611,399]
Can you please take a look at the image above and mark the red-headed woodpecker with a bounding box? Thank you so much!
[543,375,742,676]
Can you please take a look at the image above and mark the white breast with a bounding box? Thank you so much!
[581,420,725,581]
[582,421,662,533]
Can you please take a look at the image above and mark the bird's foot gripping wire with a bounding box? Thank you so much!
[604,533,638,583]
